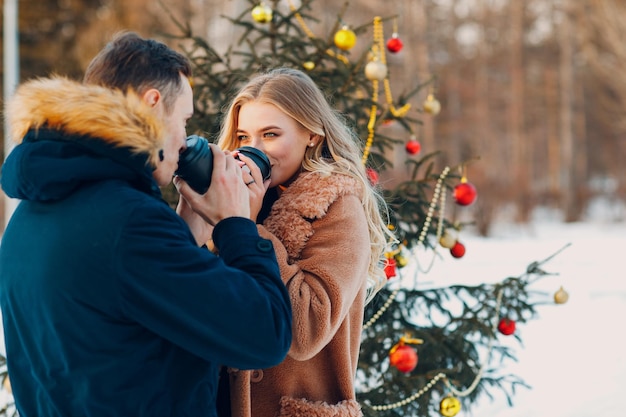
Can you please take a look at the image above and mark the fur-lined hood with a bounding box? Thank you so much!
[5,76,166,166]
[263,171,363,262]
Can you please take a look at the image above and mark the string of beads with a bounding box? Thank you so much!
[366,288,505,410]
[415,166,449,274]
[369,372,447,411]
[365,166,450,328]
[364,165,504,409]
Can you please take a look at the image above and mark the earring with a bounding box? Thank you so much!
[308,142,315,147]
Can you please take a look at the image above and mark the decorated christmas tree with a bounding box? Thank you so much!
[159,1,568,416]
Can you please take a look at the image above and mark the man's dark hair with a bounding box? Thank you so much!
[84,31,192,112]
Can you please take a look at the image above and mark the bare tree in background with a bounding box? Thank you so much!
[558,0,577,221]
[508,0,530,221]
[574,0,626,202]
[2,0,625,231]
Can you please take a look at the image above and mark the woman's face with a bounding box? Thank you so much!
[236,101,315,187]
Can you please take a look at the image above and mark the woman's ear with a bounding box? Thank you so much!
[142,88,161,108]
[308,134,320,147]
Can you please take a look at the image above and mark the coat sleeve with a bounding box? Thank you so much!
[257,194,370,361]
[114,201,292,370]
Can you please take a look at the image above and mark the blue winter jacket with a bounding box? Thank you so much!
[0,77,292,416]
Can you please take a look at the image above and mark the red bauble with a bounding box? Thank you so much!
[497,317,516,335]
[389,344,418,373]
[384,258,397,279]
[405,139,421,155]
[366,167,379,186]
[454,182,477,206]
[386,35,404,53]
[450,241,466,258]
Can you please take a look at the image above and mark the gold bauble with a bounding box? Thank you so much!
[394,253,409,268]
[423,93,441,115]
[303,61,315,71]
[251,3,273,23]
[439,229,458,249]
[334,26,357,51]
[365,61,388,81]
[554,286,569,304]
[439,396,461,417]
[3,376,11,394]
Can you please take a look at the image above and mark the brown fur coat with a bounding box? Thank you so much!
[229,171,370,417]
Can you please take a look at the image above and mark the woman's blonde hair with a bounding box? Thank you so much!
[217,67,395,302]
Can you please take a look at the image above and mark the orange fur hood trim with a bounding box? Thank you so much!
[263,172,363,261]
[4,76,166,166]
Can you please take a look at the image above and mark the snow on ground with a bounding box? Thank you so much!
[402,205,626,417]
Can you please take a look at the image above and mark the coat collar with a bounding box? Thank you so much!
[263,172,363,261]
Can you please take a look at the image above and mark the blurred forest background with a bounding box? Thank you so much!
[1,0,625,235]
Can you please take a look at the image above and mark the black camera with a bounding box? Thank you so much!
[175,135,271,194]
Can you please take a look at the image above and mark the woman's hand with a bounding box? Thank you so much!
[234,150,271,222]
[176,194,213,246]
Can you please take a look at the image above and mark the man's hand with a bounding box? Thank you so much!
[175,144,251,226]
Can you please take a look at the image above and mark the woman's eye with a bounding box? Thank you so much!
[264,132,277,138]
[237,135,249,141]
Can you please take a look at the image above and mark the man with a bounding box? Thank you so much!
[0,31,292,416]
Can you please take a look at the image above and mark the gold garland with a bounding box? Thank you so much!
[287,0,349,64]
[285,2,413,164]
[361,16,411,164]
[361,78,379,165]
[372,16,411,119]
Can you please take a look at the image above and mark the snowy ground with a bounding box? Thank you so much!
[402,205,626,417]
[1,201,625,415]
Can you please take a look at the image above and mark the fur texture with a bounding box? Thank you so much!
[264,172,362,261]
[278,397,362,417]
[4,76,166,166]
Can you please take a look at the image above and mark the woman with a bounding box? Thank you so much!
[217,67,394,417]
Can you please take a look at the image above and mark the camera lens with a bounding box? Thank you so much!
[175,136,272,194]
[175,135,213,194]
[236,146,271,181]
